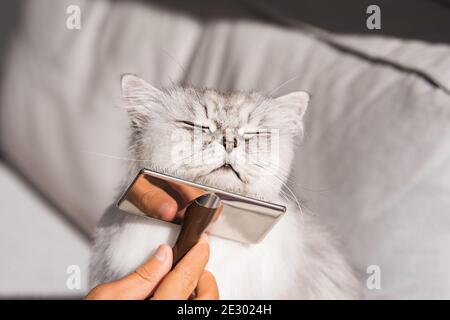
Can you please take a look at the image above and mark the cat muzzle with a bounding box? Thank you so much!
[117,168,286,259]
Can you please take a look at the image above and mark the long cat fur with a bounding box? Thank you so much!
[89,74,361,299]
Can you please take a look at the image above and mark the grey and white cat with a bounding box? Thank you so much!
[89,74,361,299]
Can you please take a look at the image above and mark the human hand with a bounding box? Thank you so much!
[85,234,218,300]
[127,175,206,221]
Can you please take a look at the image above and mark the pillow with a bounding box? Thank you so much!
[183,21,450,298]
[1,0,450,298]
[0,0,202,233]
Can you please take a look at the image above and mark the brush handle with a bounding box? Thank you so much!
[172,193,220,267]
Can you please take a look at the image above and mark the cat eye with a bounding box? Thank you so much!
[242,130,272,139]
[244,131,271,135]
[177,120,210,132]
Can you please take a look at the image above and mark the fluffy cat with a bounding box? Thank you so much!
[89,74,361,299]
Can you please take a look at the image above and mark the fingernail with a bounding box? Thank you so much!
[200,233,208,244]
[158,203,172,217]
[154,245,167,262]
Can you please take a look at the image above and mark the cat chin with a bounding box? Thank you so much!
[152,164,271,198]
[198,170,245,193]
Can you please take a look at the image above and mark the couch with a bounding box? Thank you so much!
[1,0,449,298]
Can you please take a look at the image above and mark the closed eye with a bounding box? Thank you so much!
[244,131,272,135]
[176,120,210,131]
[243,130,272,138]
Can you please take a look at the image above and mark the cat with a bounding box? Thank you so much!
[89,74,361,299]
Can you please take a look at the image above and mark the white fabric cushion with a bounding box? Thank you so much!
[1,0,450,298]
[181,20,450,299]
[0,0,202,233]
[0,161,90,297]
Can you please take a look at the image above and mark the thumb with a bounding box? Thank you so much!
[102,244,173,299]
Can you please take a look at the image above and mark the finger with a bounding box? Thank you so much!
[211,203,223,223]
[128,176,178,220]
[152,234,209,300]
[170,182,206,207]
[194,270,219,300]
[90,244,173,300]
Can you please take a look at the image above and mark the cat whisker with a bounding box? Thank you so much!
[249,100,305,122]
[81,150,151,162]
[248,157,319,195]
[169,151,206,168]
[249,162,305,228]
[268,74,302,96]
[249,74,305,121]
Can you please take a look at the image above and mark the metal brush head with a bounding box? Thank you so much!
[117,168,286,244]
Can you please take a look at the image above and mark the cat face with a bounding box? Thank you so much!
[121,74,309,198]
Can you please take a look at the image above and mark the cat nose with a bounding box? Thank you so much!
[222,135,237,153]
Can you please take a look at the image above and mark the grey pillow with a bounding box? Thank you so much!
[1,0,450,299]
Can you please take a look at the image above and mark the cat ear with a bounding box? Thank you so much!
[270,91,310,136]
[120,74,163,127]
[274,91,310,120]
[121,74,162,98]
